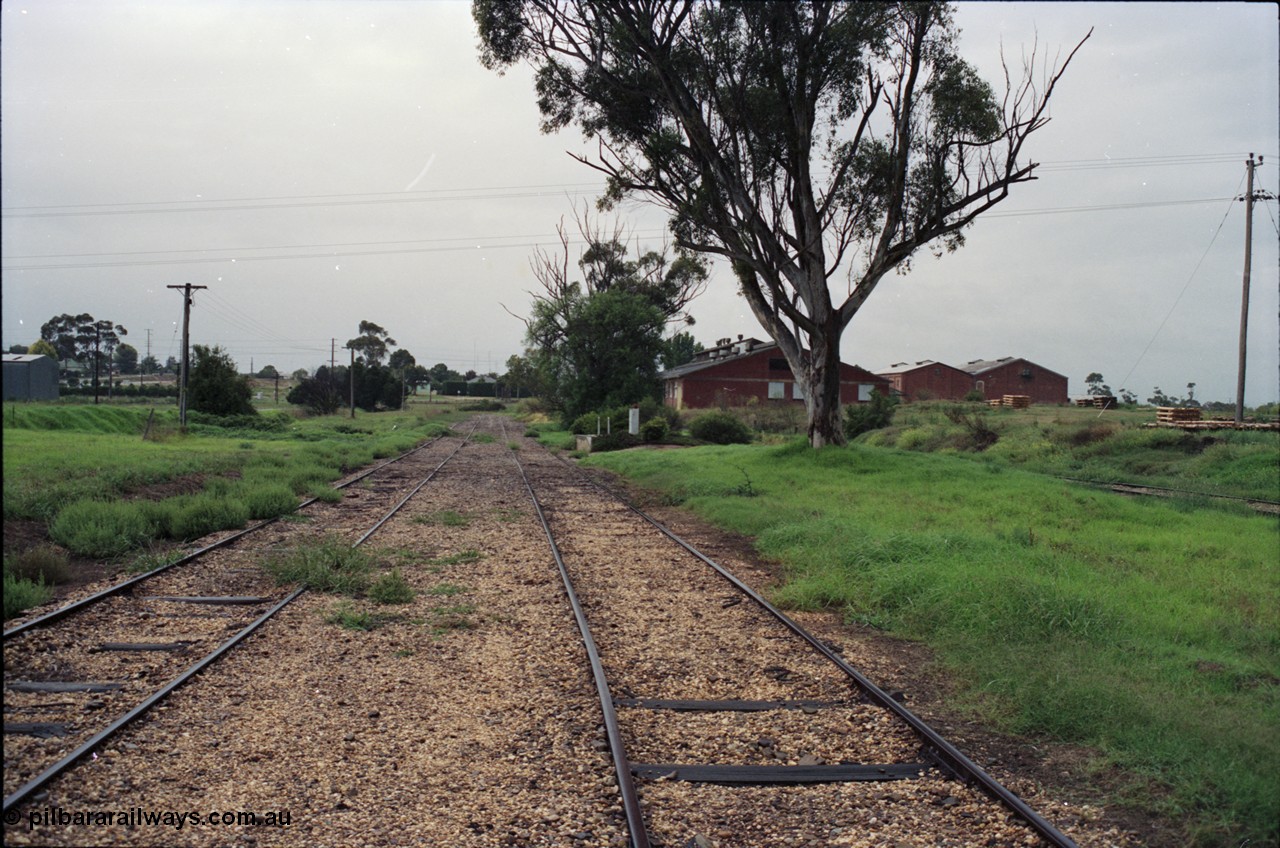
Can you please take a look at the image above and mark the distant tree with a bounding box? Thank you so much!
[139,355,160,375]
[1085,372,1111,397]
[258,364,280,379]
[187,345,256,416]
[503,354,540,398]
[291,368,310,382]
[115,343,139,375]
[164,356,180,374]
[405,364,431,394]
[476,1,1087,446]
[287,365,345,416]
[346,320,397,366]
[464,370,478,381]
[1147,386,1182,407]
[1117,388,1137,406]
[29,339,57,359]
[9,344,29,354]
[388,349,416,372]
[1184,382,1199,408]
[660,332,704,370]
[40,313,96,364]
[351,361,403,411]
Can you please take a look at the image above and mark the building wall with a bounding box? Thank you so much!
[664,350,888,410]
[2,356,59,401]
[889,364,976,401]
[970,360,1068,404]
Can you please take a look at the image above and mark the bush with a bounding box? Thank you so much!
[591,432,642,452]
[4,571,51,621]
[241,484,299,520]
[641,417,669,442]
[167,494,250,541]
[50,500,157,557]
[8,545,71,585]
[459,399,506,411]
[263,535,372,595]
[844,390,899,439]
[689,411,754,445]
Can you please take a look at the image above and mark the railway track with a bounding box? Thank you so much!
[503,418,1079,847]
[2,428,472,813]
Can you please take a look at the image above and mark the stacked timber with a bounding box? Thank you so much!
[1093,396,1117,409]
[1075,398,1093,407]
[1156,407,1201,424]
[1002,395,1032,409]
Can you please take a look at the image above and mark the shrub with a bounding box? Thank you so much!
[689,411,754,445]
[641,416,669,442]
[241,484,299,520]
[4,571,52,621]
[8,545,71,585]
[459,399,506,411]
[844,390,898,439]
[168,494,250,541]
[50,500,157,557]
[591,432,642,452]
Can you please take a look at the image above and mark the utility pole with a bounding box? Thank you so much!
[167,284,207,428]
[1234,154,1275,424]
[349,344,356,418]
[143,328,152,386]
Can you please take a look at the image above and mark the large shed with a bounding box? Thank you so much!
[963,357,1069,404]
[2,354,60,401]
[877,360,977,402]
[660,337,889,411]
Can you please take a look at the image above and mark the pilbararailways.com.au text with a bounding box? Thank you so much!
[14,806,291,831]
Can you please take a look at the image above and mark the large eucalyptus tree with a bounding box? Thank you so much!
[475,0,1086,445]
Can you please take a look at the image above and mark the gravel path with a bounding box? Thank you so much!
[3,418,1141,847]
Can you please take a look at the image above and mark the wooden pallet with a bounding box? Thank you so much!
[1002,395,1031,409]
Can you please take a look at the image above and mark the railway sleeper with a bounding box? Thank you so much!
[630,762,930,784]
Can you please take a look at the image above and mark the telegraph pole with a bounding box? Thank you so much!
[167,284,207,428]
[1234,154,1275,424]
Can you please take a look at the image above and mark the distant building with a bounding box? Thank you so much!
[660,336,889,410]
[963,357,1069,404]
[2,354,60,401]
[877,360,977,402]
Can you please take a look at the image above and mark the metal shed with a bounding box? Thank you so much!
[3,354,60,401]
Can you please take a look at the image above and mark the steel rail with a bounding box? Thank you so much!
[568,460,1080,848]
[3,587,305,814]
[3,429,470,814]
[500,420,651,848]
[4,432,452,640]
[1053,474,1280,509]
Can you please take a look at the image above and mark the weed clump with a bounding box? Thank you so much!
[8,545,71,585]
[3,570,52,620]
[241,484,298,520]
[369,568,416,604]
[263,536,372,595]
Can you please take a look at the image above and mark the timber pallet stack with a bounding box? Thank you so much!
[1156,407,1202,424]
[1002,395,1032,409]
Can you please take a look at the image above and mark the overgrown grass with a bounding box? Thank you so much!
[586,442,1279,847]
[3,570,51,620]
[859,403,1279,502]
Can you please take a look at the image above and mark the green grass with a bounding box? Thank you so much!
[3,571,51,620]
[413,510,470,527]
[324,600,397,631]
[426,581,468,596]
[425,549,483,567]
[586,441,1279,847]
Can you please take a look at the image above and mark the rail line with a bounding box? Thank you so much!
[3,432,448,641]
[2,428,473,814]
[503,418,1078,847]
[1053,475,1280,513]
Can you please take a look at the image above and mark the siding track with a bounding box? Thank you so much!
[504,418,1079,847]
[2,428,472,813]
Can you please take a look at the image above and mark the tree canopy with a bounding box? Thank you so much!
[475,0,1087,445]
[517,212,709,420]
[346,320,397,365]
[188,345,256,416]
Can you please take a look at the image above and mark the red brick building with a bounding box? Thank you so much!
[660,337,890,410]
[963,357,1069,404]
[877,360,977,402]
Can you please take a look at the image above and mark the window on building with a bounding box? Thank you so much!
[767,381,785,400]
[768,358,789,371]
[791,382,805,400]
[858,383,874,402]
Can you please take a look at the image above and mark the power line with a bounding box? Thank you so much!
[0,198,1242,272]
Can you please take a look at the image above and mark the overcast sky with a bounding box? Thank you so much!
[2,1,1277,404]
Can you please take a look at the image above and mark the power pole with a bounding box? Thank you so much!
[349,344,356,418]
[1234,154,1275,424]
[167,284,207,428]
[144,328,152,386]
